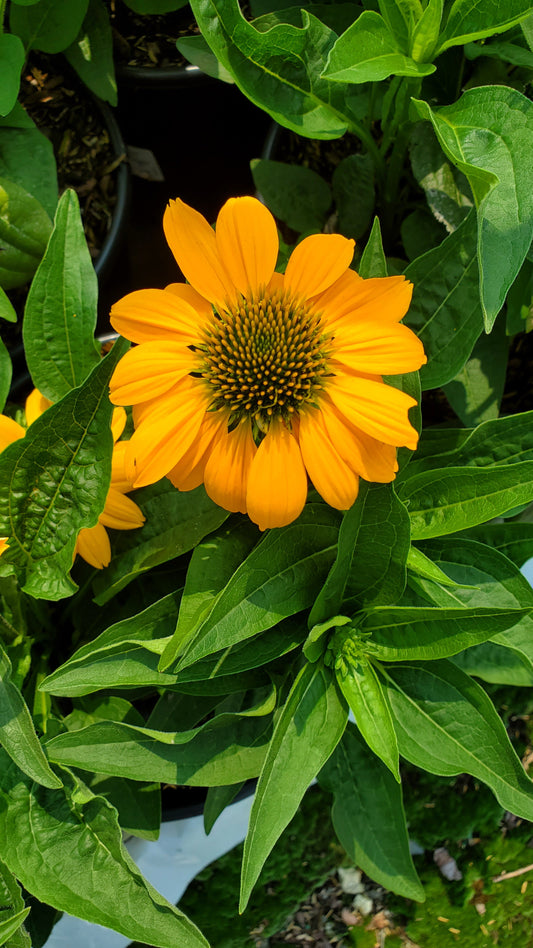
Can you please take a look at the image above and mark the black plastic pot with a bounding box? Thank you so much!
[93,98,132,285]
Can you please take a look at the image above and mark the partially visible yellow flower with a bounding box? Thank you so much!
[0,390,145,569]
[109,196,426,530]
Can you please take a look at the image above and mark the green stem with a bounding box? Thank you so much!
[0,612,20,643]
[0,0,6,34]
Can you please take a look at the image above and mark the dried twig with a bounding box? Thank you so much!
[492,862,533,883]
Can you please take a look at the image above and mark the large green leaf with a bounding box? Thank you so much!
[0,758,208,947]
[0,642,61,788]
[0,339,127,599]
[322,10,435,82]
[332,153,375,240]
[443,314,509,426]
[160,518,260,671]
[45,711,272,785]
[335,658,399,779]
[189,0,374,140]
[23,190,100,401]
[356,603,531,659]
[0,177,52,290]
[384,660,533,820]
[0,122,57,218]
[10,0,89,53]
[64,0,117,105]
[0,860,30,948]
[398,462,533,539]
[310,483,410,626]
[319,723,424,900]
[240,662,347,910]
[0,35,25,118]
[175,504,340,673]
[437,0,533,52]
[93,481,229,604]
[413,87,533,329]
[409,121,473,233]
[0,338,11,413]
[403,211,483,390]
[465,521,533,568]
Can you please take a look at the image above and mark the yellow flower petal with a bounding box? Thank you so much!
[110,340,196,406]
[328,375,419,449]
[215,197,279,297]
[167,411,225,491]
[318,274,414,329]
[110,288,202,344]
[204,420,257,514]
[0,538,10,556]
[284,233,355,300]
[111,407,127,442]
[75,522,111,569]
[111,441,132,492]
[125,381,207,488]
[163,198,236,308]
[320,397,398,483]
[25,388,52,426]
[246,420,308,530]
[99,487,145,530]
[165,281,213,321]
[0,415,24,452]
[298,407,359,510]
[332,319,427,375]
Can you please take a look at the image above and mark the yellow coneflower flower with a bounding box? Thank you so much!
[109,196,426,530]
[0,391,144,569]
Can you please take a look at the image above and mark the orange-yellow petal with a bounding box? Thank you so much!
[165,281,213,322]
[317,274,414,330]
[203,420,257,514]
[111,407,127,442]
[332,319,426,375]
[284,233,355,300]
[0,415,24,451]
[75,522,111,570]
[298,408,359,510]
[0,537,9,556]
[167,411,225,491]
[320,397,398,483]
[215,197,279,297]
[99,487,145,530]
[125,381,207,488]
[111,441,132,492]
[25,388,52,426]
[327,375,419,449]
[109,341,196,405]
[246,420,308,530]
[163,198,236,308]
[110,288,203,345]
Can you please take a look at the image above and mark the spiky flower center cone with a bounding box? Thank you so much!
[197,288,334,432]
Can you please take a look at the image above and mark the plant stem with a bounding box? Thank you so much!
[0,0,6,35]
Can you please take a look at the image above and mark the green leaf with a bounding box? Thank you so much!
[0,642,61,788]
[176,504,340,673]
[412,87,533,329]
[160,518,260,671]
[335,659,399,779]
[400,462,533,539]
[45,712,272,785]
[319,723,424,900]
[310,483,410,626]
[0,758,209,947]
[0,860,30,948]
[204,782,245,834]
[401,208,446,261]
[0,287,16,323]
[126,0,188,11]
[10,0,90,53]
[0,338,11,412]
[357,604,531,660]
[332,153,375,240]
[506,256,533,335]
[358,216,387,277]
[0,339,127,599]
[409,122,473,233]
[437,0,533,53]
[465,521,533,568]
[240,662,347,910]
[23,189,100,401]
[64,0,117,106]
[322,11,435,82]
[443,314,509,426]
[175,34,235,82]
[384,659,533,820]
[409,0,443,63]
[453,641,533,686]
[0,122,57,219]
[85,774,161,841]
[251,158,331,234]
[189,0,373,140]
[0,177,52,290]
[93,481,229,604]
[0,35,25,117]
[407,545,471,587]
[403,211,483,390]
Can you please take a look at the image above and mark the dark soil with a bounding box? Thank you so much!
[107,0,199,69]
